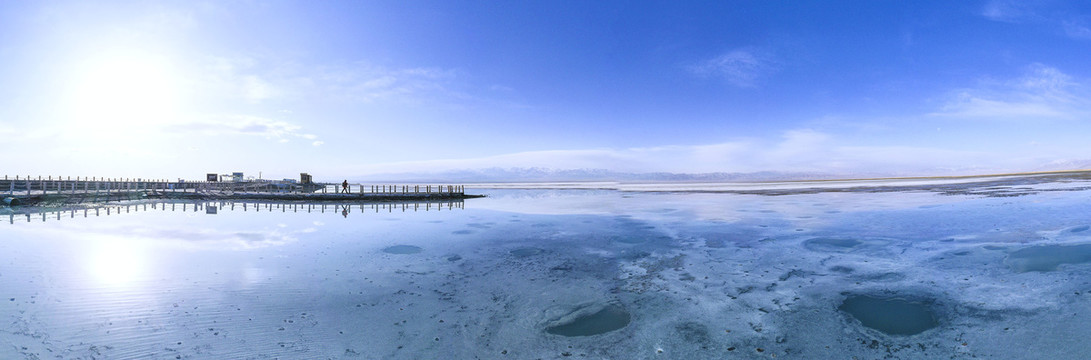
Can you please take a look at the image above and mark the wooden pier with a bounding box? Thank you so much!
[0,175,477,206]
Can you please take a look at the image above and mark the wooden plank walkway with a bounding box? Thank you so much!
[1,175,477,206]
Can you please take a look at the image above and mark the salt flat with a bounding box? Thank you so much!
[3,173,1091,359]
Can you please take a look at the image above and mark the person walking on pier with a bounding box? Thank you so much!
[341,180,349,194]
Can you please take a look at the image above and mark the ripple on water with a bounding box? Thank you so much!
[546,304,631,337]
[382,245,422,254]
[839,295,939,336]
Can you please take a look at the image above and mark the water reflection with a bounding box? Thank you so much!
[87,237,147,287]
[4,199,465,224]
[6,185,1091,359]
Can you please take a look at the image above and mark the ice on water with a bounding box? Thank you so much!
[4,176,1091,358]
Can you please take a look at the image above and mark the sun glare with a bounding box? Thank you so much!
[68,52,182,129]
[87,237,147,287]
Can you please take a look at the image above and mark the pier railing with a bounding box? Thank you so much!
[1,175,466,199]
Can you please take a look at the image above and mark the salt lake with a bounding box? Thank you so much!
[4,178,1091,359]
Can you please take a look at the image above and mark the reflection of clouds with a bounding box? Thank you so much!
[20,223,305,251]
[141,228,298,250]
[472,189,972,227]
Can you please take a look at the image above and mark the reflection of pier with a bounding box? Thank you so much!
[1,175,476,206]
[4,199,465,224]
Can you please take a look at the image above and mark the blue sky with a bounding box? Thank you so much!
[2,0,1091,180]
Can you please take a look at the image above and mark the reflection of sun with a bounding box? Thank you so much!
[88,238,146,286]
[68,51,181,129]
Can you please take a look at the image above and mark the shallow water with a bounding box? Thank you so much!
[545,303,631,337]
[4,183,1091,359]
[382,245,424,254]
[839,295,939,335]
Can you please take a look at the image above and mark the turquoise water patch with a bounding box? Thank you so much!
[1071,225,1089,233]
[804,237,862,252]
[839,295,939,336]
[382,245,423,254]
[857,272,906,282]
[510,247,543,257]
[1005,244,1091,272]
[545,304,631,337]
[829,265,854,273]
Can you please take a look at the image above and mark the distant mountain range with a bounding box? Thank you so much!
[354,167,873,183]
[1033,159,1091,172]
[353,161,1091,183]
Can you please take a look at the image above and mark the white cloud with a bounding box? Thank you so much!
[320,63,458,103]
[981,0,1031,23]
[930,64,1086,119]
[982,2,1091,41]
[198,55,464,105]
[350,129,1010,177]
[690,48,776,87]
[166,114,319,143]
[312,141,325,147]
[242,75,279,102]
[1063,20,1091,39]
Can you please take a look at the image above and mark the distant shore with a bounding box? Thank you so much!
[469,169,1091,197]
